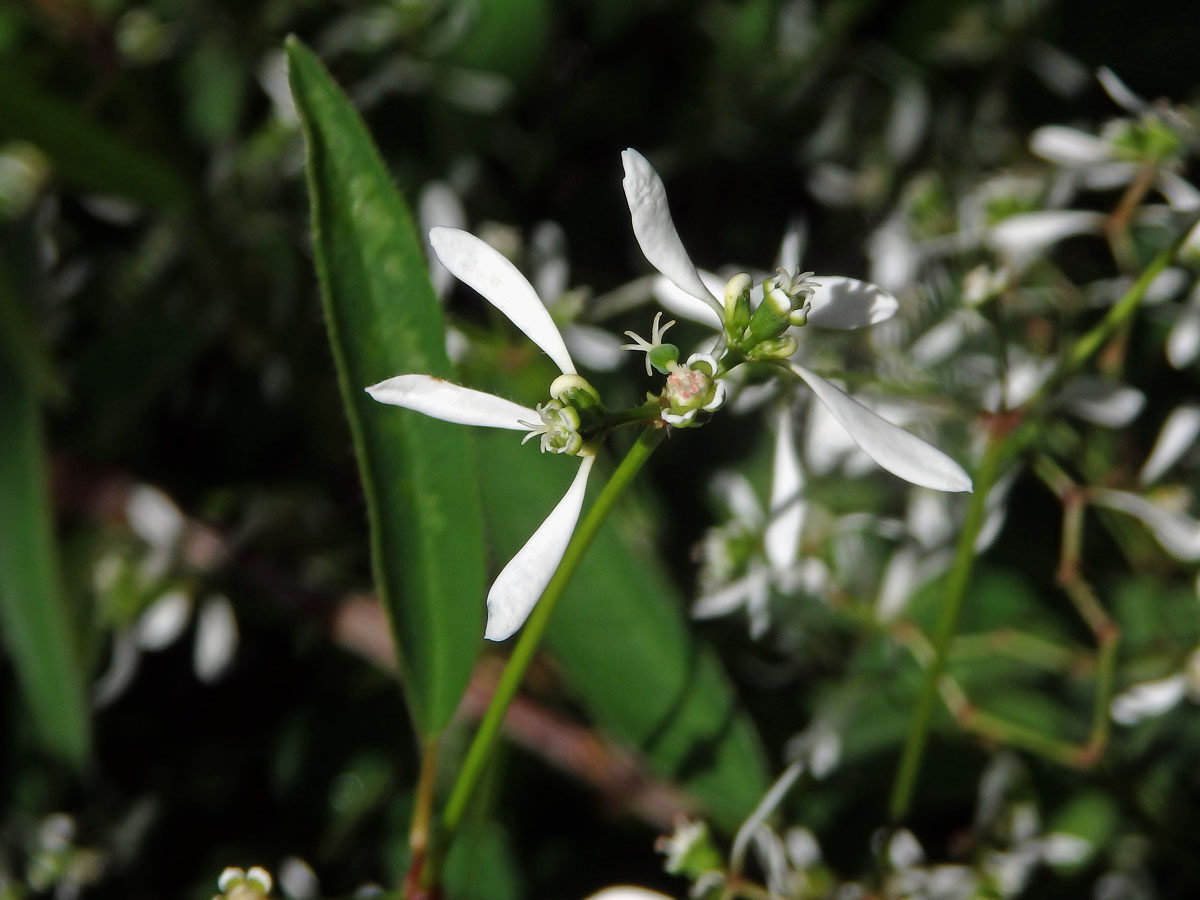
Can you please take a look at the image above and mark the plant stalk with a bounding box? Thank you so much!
[428,425,667,881]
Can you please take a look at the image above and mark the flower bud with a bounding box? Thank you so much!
[748,335,798,360]
[724,272,752,340]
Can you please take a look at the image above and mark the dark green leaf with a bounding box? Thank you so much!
[0,61,191,209]
[0,269,90,767]
[286,37,486,737]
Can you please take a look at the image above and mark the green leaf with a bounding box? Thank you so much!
[0,60,191,209]
[476,429,769,832]
[0,269,90,767]
[286,37,486,738]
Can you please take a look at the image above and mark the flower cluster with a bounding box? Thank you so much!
[368,149,971,642]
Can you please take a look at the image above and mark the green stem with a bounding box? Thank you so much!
[887,218,1196,822]
[888,433,1009,821]
[438,425,667,844]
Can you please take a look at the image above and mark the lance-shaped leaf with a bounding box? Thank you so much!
[0,274,90,766]
[287,37,486,737]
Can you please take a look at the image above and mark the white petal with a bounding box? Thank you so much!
[886,78,929,163]
[583,889,674,900]
[907,489,956,550]
[712,471,764,528]
[1096,66,1147,114]
[485,455,595,641]
[877,545,921,622]
[867,216,920,294]
[1167,283,1200,369]
[135,589,192,651]
[277,857,320,900]
[651,274,724,329]
[988,210,1105,268]
[428,227,576,374]
[1157,171,1200,212]
[418,181,466,299]
[92,629,141,708]
[805,276,898,329]
[1080,161,1140,190]
[911,314,970,366]
[621,149,722,314]
[1025,41,1089,97]
[1091,488,1200,561]
[366,375,535,430]
[1140,404,1200,485]
[1111,673,1187,725]
[530,220,570,302]
[194,594,238,683]
[776,218,807,272]
[765,408,804,572]
[1057,377,1145,427]
[790,365,972,492]
[1145,266,1188,304]
[693,571,764,620]
[785,827,823,869]
[126,484,185,551]
[1029,126,1112,166]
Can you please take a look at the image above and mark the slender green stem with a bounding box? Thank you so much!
[439,426,667,840]
[888,216,1197,821]
[888,433,1008,821]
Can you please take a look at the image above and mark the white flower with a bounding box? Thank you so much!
[366,227,598,641]
[621,148,971,493]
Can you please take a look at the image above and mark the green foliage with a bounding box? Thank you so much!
[0,268,90,768]
[287,37,486,738]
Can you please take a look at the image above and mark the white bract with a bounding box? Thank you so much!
[621,148,971,493]
[366,226,598,642]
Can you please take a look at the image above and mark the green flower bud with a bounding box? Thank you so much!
[549,373,601,408]
[724,273,753,339]
[748,335,798,360]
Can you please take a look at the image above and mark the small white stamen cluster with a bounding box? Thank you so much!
[520,401,583,455]
[763,268,820,325]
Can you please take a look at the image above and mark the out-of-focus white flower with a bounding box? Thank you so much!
[1167,282,1200,368]
[530,220,627,371]
[194,594,238,683]
[886,78,930,164]
[1112,647,1200,725]
[987,210,1106,271]
[1056,377,1145,427]
[582,888,674,900]
[418,181,467,299]
[693,410,823,637]
[1090,488,1200,561]
[367,227,600,641]
[278,856,320,900]
[1139,404,1200,484]
[126,484,186,582]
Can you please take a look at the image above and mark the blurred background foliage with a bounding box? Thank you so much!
[1,0,1200,898]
